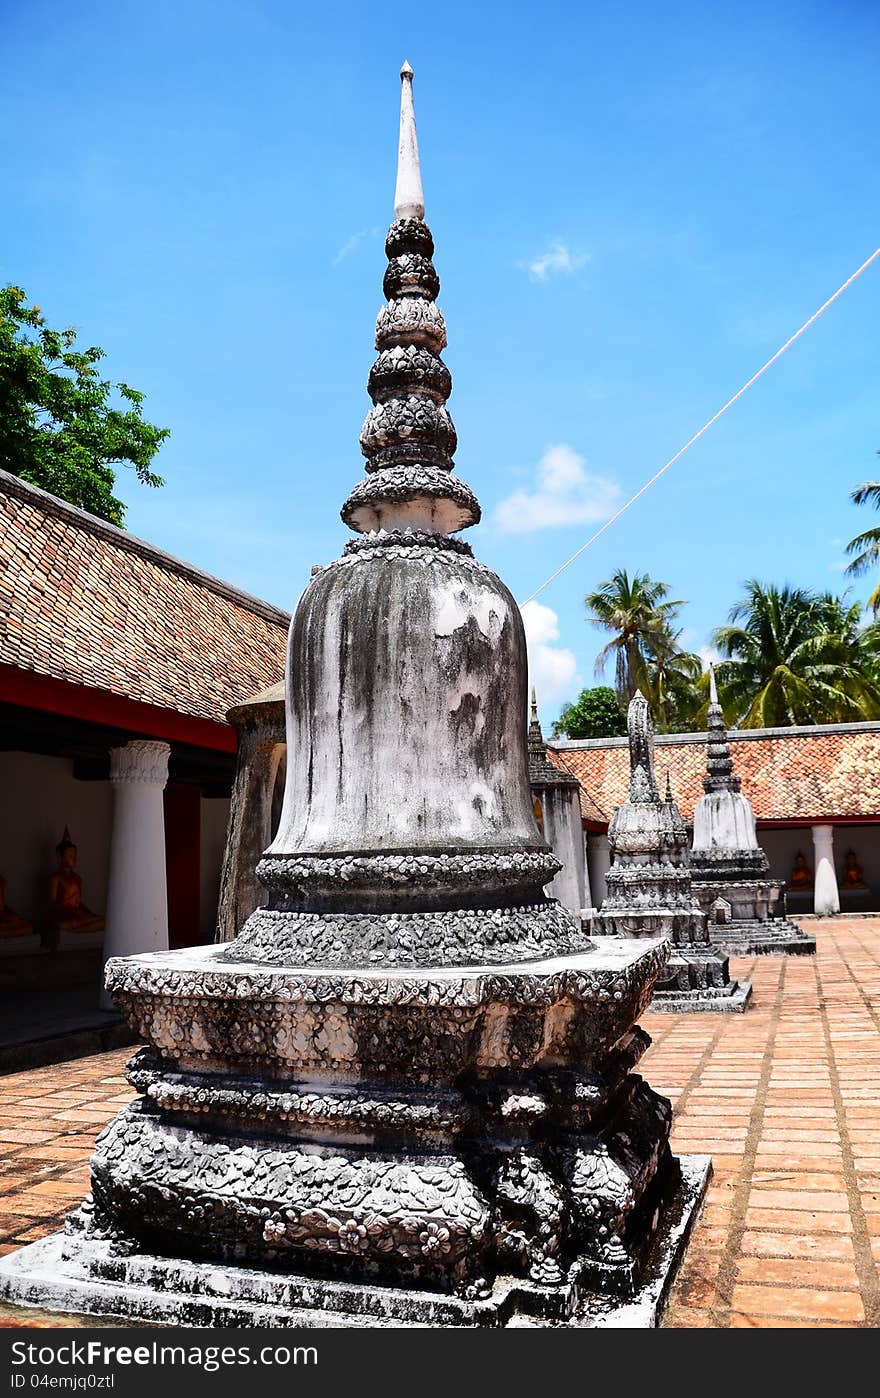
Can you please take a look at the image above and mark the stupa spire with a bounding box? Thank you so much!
[703,665,739,793]
[394,62,424,220]
[628,689,660,803]
[528,686,542,750]
[340,63,480,537]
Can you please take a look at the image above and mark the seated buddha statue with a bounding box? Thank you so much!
[789,850,813,890]
[48,828,104,933]
[841,850,868,891]
[0,874,33,938]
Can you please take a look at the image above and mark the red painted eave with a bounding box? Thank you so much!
[0,663,237,754]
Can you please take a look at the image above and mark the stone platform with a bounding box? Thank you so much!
[651,950,751,1013]
[0,1157,710,1328]
[0,934,712,1327]
[707,918,816,957]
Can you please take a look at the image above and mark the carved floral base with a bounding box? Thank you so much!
[0,1153,710,1327]
[0,937,712,1324]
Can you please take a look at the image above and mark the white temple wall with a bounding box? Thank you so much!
[200,796,231,940]
[537,787,588,914]
[586,832,611,911]
[0,751,112,926]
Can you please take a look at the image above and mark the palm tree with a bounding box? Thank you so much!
[586,569,684,705]
[643,628,704,732]
[845,474,880,611]
[713,581,880,728]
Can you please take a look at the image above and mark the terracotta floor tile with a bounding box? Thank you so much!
[748,1172,847,1192]
[729,1313,850,1328]
[739,1230,856,1261]
[0,1195,70,1218]
[747,1189,850,1213]
[735,1256,859,1288]
[662,1307,715,1327]
[24,1180,89,1199]
[12,1144,93,1161]
[742,1206,852,1234]
[729,1284,864,1323]
[0,1129,64,1145]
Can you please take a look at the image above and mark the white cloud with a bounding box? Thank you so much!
[493,443,620,535]
[333,227,379,265]
[524,240,589,282]
[520,600,579,706]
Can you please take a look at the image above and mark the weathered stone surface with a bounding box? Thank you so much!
[0,1154,710,1326]
[216,683,286,943]
[592,692,751,1012]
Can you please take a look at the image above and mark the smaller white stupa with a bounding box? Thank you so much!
[690,669,815,954]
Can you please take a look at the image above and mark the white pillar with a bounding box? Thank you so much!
[539,787,589,916]
[812,824,840,917]
[100,741,170,1010]
[587,833,611,911]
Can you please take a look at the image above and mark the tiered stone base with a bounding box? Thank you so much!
[591,911,751,1013]
[692,875,815,956]
[0,1156,710,1328]
[0,935,711,1328]
[651,950,752,1013]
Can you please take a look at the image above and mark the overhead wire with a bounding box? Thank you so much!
[520,246,880,607]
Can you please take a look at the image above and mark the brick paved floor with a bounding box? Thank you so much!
[649,918,880,1328]
[0,918,877,1328]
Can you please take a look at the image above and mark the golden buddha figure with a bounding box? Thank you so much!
[789,850,813,890]
[841,849,868,891]
[0,874,33,939]
[532,793,545,837]
[48,828,104,934]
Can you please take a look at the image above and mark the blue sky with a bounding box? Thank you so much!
[5,0,879,723]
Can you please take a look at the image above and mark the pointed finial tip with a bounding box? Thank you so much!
[394,57,424,220]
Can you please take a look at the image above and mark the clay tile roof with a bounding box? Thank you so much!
[550,724,880,825]
[0,470,288,725]
[545,747,608,823]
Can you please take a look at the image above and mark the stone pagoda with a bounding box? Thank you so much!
[528,690,591,920]
[690,669,815,955]
[592,691,751,1012]
[0,65,709,1328]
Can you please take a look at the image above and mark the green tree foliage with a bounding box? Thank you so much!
[642,627,704,733]
[845,468,880,611]
[0,285,168,526]
[585,568,702,730]
[586,569,681,704]
[713,581,880,728]
[551,686,626,739]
